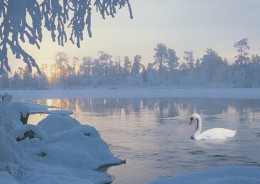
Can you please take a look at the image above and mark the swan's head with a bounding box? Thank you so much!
[189,113,200,125]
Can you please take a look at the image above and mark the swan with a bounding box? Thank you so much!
[189,113,236,140]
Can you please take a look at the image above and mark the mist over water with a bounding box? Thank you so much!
[29,97,260,184]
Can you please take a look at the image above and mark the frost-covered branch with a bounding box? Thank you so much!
[0,0,42,74]
[0,0,133,74]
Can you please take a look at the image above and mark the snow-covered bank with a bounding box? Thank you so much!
[2,88,260,101]
[0,93,124,184]
[149,166,260,184]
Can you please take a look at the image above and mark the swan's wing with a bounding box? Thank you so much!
[197,128,237,140]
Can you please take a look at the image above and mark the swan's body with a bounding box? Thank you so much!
[189,113,236,140]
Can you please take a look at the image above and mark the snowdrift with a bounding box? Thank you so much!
[149,166,260,184]
[0,93,124,184]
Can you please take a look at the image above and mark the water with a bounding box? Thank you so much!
[29,97,260,184]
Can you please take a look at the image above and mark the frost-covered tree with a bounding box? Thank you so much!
[234,38,250,65]
[130,55,143,85]
[40,64,49,77]
[201,48,225,84]
[54,52,69,86]
[72,57,79,75]
[0,0,133,74]
[154,43,168,75]
[250,55,260,86]
[79,56,93,86]
[80,57,93,77]
[131,55,142,74]
[98,51,112,78]
[167,48,179,72]
[23,66,34,88]
[183,50,194,69]
[91,59,104,86]
[123,56,131,74]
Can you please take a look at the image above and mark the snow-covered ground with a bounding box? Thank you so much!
[148,166,260,184]
[0,93,124,184]
[2,87,260,101]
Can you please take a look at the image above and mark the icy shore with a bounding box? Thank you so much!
[0,93,124,184]
[2,87,260,101]
[148,166,260,184]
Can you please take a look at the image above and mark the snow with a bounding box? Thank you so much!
[1,89,260,184]
[148,166,260,184]
[0,93,124,184]
[38,114,80,135]
[2,88,260,101]
[0,172,19,184]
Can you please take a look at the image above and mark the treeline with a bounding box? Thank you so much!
[1,38,260,89]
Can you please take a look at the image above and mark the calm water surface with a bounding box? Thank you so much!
[29,97,260,184]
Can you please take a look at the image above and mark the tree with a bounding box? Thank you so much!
[54,52,69,85]
[80,56,93,86]
[183,50,194,69]
[131,55,143,85]
[80,57,93,77]
[23,66,34,87]
[131,55,142,74]
[167,49,179,72]
[40,64,49,77]
[201,48,225,84]
[234,38,250,65]
[123,56,131,74]
[154,43,168,75]
[72,57,80,75]
[0,0,133,74]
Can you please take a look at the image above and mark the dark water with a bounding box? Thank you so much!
[30,97,260,184]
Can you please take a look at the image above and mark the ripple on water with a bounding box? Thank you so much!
[188,150,206,155]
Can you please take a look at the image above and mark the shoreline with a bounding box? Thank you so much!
[1,87,260,101]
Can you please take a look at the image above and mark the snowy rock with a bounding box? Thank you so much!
[12,124,47,141]
[8,102,30,123]
[0,93,125,184]
[42,125,124,169]
[38,114,80,135]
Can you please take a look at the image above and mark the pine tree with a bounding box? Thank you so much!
[234,38,250,65]
[154,43,168,75]
[123,56,132,74]
[131,55,142,74]
[168,49,179,72]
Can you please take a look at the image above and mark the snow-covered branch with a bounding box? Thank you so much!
[0,0,133,74]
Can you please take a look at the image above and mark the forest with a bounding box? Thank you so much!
[0,38,259,89]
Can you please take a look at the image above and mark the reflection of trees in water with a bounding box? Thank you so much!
[36,98,260,122]
[228,99,260,122]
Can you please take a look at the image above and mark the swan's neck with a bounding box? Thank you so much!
[191,116,202,139]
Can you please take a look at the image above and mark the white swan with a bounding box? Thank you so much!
[189,113,236,140]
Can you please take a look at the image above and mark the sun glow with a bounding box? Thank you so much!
[46,70,52,80]
[46,99,53,107]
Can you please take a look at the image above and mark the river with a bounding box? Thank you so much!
[28,97,260,184]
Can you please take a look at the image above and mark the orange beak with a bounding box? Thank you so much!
[189,119,194,125]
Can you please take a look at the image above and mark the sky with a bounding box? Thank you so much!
[10,0,260,71]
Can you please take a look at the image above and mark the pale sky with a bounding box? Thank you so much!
[10,0,260,71]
